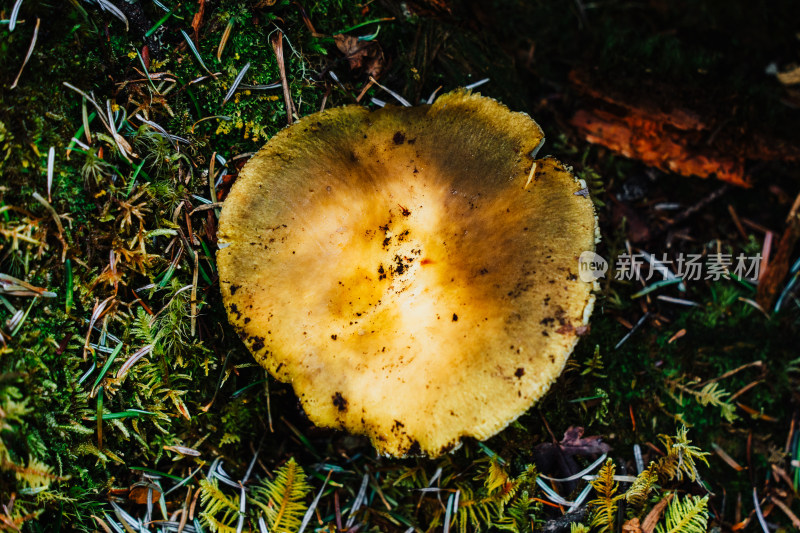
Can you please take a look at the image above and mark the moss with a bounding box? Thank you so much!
[1,0,799,530]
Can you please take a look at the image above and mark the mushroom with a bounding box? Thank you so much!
[217,90,598,457]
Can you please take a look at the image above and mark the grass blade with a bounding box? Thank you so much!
[136,49,157,91]
[82,100,92,143]
[217,18,235,61]
[10,17,40,89]
[87,409,156,421]
[9,0,23,31]
[65,259,73,313]
[115,344,153,379]
[47,146,55,201]
[631,278,684,299]
[95,0,129,31]
[222,62,250,106]
[92,341,124,391]
[181,29,212,76]
[145,6,175,38]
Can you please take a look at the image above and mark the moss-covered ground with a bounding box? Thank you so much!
[1,0,799,531]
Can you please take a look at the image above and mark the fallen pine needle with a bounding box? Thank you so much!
[271,31,294,125]
[10,17,40,89]
[711,442,744,471]
[32,191,67,262]
[770,497,800,529]
[667,328,686,343]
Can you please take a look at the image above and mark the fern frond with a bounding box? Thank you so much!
[503,490,533,533]
[655,494,708,533]
[570,524,591,533]
[694,383,738,423]
[199,478,240,533]
[0,387,31,428]
[456,483,499,531]
[656,426,710,482]
[485,457,511,494]
[129,308,156,345]
[589,459,622,533]
[625,463,659,516]
[10,456,58,488]
[202,514,239,533]
[250,457,311,533]
[484,457,520,507]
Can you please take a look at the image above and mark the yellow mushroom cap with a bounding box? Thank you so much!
[217,90,598,457]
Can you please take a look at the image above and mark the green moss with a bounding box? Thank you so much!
[1,0,799,530]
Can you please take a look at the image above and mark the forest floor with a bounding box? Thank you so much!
[1,1,799,532]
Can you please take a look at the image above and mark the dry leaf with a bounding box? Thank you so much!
[191,0,206,40]
[558,426,612,455]
[641,493,673,533]
[334,34,385,79]
[777,64,800,85]
[622,518,643,533]
[129,485,162,504]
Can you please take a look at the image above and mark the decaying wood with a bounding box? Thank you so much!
[571,107,749,186]
[569,70,800,187]
[756,193,800,310]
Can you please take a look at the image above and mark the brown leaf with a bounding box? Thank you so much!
[776,64,800,86]
[622,518,643,533]
[558,426,611,456]
[129,485,162,505]
[641,493,673,533]
[334,34,385,79]
[191,0,206,41]
[141,45,150,70]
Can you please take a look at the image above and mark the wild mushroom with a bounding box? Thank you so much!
[217,90,598,457]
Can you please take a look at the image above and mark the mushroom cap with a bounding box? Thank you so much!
[218,90,597,457]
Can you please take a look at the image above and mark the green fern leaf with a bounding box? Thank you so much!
[655,494,708,533]
[250,457,311,533]
[503,489,533,533]
[199,478,240,533]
